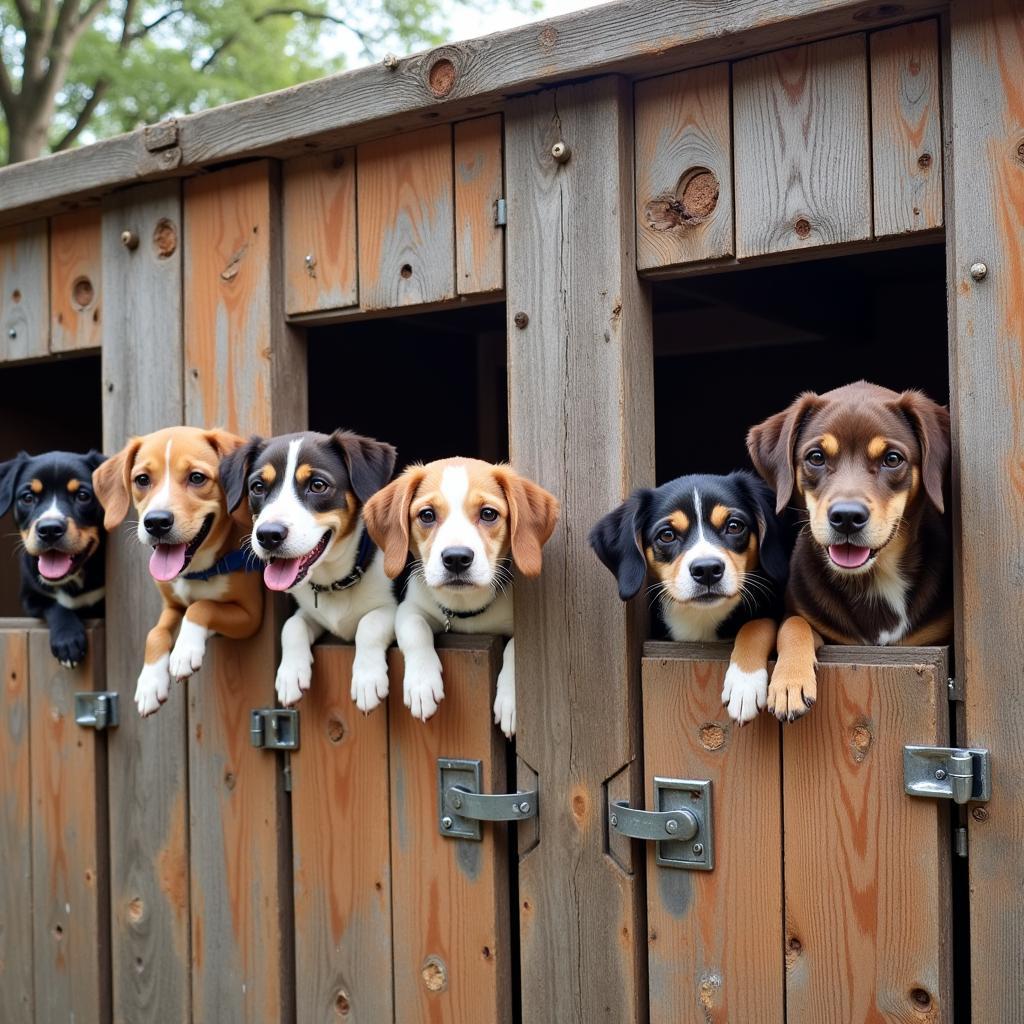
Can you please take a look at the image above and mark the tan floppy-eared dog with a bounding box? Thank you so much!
[94,426,263,716]
[363,457,559,737]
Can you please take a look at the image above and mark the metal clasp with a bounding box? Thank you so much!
[74,691,120,731]
[610,777,713,870]
[904,745,990,805]
[437,757,537,841]
[250,708,300,750]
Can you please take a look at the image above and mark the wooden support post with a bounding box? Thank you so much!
[505,76,655,1023]
[0,220,49,361]
[50,208,103,353]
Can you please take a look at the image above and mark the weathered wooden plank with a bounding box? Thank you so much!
[870,19,943,237]
[734,34,872,258]
[0,627,33,1023]
[783,654,951,1022]
[454,115,504,295]
[29,626,110,1023]
[947,2,1024,1018]
[50,208,103,352]
[357,125,455,310]
[0,0,946,226]
[506,77,654,1023]
[282,149,358,314]
[634,63,733,270]
[101,180,191,1024]
[389,636,511,1024]
[0,220,49,361]
[291,643,392,1023]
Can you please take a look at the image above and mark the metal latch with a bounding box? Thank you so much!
[437,758,537,840]
[250,708,300,750]
[610,777,713,871]
[904,746,990,805]
[74,691,119,730]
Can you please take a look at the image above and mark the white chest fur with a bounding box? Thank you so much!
[406,575,514,637]
[662,596,740,642]
[292,555,396,641]
[170,574,230,605]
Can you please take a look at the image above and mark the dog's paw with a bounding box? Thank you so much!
[275,653,312,707]
[404,658,444,722]
[721,664,768,725]
[51,628,87,670]
[168,620,208,681]
[766,661,817,722]
[351,650,389,713]
[135,656,171,717]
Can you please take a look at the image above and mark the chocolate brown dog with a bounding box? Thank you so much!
[747,380,952,720]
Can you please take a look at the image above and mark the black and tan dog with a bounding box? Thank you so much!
[748,380,952,720]
[0,450,107,667]
[590,471,791,724]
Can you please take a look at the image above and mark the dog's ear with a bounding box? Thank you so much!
[84,450,107,472]
[737,471,791,585]
[747,392,821,514]
[493,468,560,578]
[219,435,265,515]
[589,489,652,601]
[329,430,398,505]
[92,439,141,530]
[0,451,30,518]
[896,390,950,513]
[363,467,424,579]
[204,428,246,459]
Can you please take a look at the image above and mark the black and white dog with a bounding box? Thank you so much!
[221,430,398,710]
[590,471,791,723]
[0,450,106,667]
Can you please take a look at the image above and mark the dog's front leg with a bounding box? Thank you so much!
[722,618,776,724]
[276,608,324,707]
[767,615,823,721]
[395,602,444,722]
[352,605,395,713]
[137,604,183,716]
[493,637,516,738]
[42,601,88,668]
[169,599,261,681]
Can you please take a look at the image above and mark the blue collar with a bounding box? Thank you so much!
[183,547,262,582]
[309,528,375,606]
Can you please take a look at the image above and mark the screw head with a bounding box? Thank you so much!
[441,816,453,830]
[120,229,139,250]
[935,768,948,781]
[665,819,679,835]
[519,801,531,814]
[970,261,988,281]
[382,53,399,70]
[551,140,570,163]
[304,253,316,268]
[6,327,15,339]
[610,813,618,827]
[451,793,462,809]
[692,843,704,856]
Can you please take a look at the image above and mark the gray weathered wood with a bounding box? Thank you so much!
[506,76,654,1024]
[870,19,943,237]
[101,180,191,1024]
[0,0,944,227]
[947,2,1024,1018]
[0,220,49,361]
[634,63,733,270]
[734,34,872,258]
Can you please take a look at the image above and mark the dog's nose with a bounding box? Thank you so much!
[256,522,289,551]
[828,502,870,534]
[144,510,175,538]
[36,518,66,542]
[689,557,725,585]
[441,546,475,573]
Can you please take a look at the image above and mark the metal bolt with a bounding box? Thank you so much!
[513,311,529,329]
[441,816,453,830]
[519,801,530,814]
[935,768,947,781]
[382,53,399,70]
[6,327,15,339]
[692,843,704,856]
[120,229,139,250]
[304,253,316,269]
[451,793,462,810]
[551,140,570,163]
[665,819,679,835]
[610,813,618,827]
[970,261,988,281]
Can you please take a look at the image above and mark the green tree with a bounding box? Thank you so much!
[0,0,530,164]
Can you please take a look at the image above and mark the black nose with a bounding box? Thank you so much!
[441,546,475,573]
[689,558,725,585]
[144,510,174,538]
[828,502,870,534]
[36,518,66,542]
[256,522,289,551]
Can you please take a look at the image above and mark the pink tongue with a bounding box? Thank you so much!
[264,558,302,591]
[149,543,188,582]
[829,543,871,569]
[38,551,74,579]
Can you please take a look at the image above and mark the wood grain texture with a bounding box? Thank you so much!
[0,627,33,1023]
[643,650,783,1024]
[634,64,734,270]
[29,626,110,1024]
[357,125,455,310]
[870,19,943,236]
[947,2,1024,1017]
[282,149,358,315]
[388,636,511,1024]
[101,181,191,1024]
[454,115,504,295]
[0,220,49,361]
[783,654,951,1023]
[733,34,872,258]
[50,208,103,352]
[291,643,392,1024]
[506,77,654,1024]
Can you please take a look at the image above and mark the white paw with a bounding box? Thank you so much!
[135,656,171,717]
[275,652,312,707]
[169,620,209,681]
[493,687,516,738]
[351,649,389,713]
[404,657,444,722]
[721,664,768,725]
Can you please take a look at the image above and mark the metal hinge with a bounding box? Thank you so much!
[493,197,507,227]
[250,708,300,750]
[955,826,969,859]
[74,691,120,730]
[437,758,537,840]
[904,746,990,805]
[609,777,713,871]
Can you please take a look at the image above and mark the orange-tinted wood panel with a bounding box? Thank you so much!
[0,220,48,361]
[454,115,504,295]
[50,208,102,352]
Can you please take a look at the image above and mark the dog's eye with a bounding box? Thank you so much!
[724,518,746,535]
[75,487,92,503]
[480,506,499,523]
[249,479,266,496]
[657,527,675,544]
[417,508,436,525]
[133,473,150,488]
[188,472,207,486]
[18,490,35,505]
[882,451,905,469]
[308,477,329,494]
[805,448,826,467]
